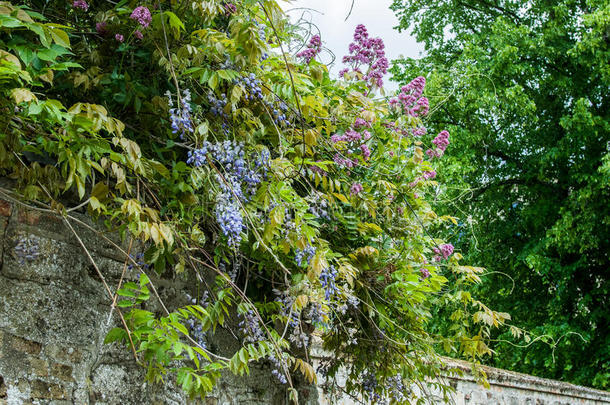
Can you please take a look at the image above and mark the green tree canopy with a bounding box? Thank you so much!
[390,0,610,389]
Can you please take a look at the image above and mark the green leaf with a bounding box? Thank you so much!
[117,299,134,308]
[104,327,127,344]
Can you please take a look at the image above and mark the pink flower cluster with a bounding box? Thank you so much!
[353,118,371,129]
[383,121,410,137]
[296,35,322,64]
[420,267,430,279]
[409,168,437,188]
[389,76,429,118]
[412,127,427,137]
[332,118,373,168]
[350,183,364,195]
[422,170,436,180]
[330,129,371,143]
[309,164,327,176]
[340,24,388,89]
[426,130,450,158]
[72,0,89,11]
[96,22,108,35]
[433,243,454,262]
[225,3,237,14]
[130,6,152,28]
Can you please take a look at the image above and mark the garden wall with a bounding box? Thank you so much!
[0,194,609,405]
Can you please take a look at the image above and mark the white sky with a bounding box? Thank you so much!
[280,0,424,89]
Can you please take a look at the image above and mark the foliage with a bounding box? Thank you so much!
[0,0,505,402]
[390,0,610,389]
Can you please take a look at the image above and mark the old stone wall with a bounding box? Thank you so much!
[0,193,609,405]
[0,194,318,405]
[310,350,610,405]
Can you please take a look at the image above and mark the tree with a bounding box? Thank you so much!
[390,0,610,388]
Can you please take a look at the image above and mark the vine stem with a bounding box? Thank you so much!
[190,252,297,391]
[259,1,307,178]
[8,153,144,361]
[63,218,139,362]
[108,238,133,323]
[209,161,291,275]
[0,185,232,363]
[62,214,231,362]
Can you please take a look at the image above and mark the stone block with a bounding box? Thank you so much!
[17,208,41,226]
[10,335,41,355]
[0,375,6,398]
[50,362,73,382]
[30,379,67,400]
[29,358,49,377]
[0,199,11,217]
[46,344,83,364]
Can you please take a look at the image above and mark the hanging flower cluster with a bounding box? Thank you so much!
[296,34,322,64]
[294,245,316,267]
[340,24,389,89]
[331,116,373,168]
[433,243,454,261]
[389,76,429,118]
[130,6,152,28]
[72,0,89,11]
[167,89,194,139]
[426,130,451,158]
[186,140,270,247]
[319,265,339,300]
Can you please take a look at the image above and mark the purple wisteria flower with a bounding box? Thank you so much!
[341,24,388,89]
[295,245,316,267]
[390,76,429,118]
[167,89,194,139]
[72,0,89,11]
[115,33,124,43]
[130,6,152,28]
[95,21,108,36]
[319,265,338,300]
[350,182,363,195]
[433,243,454,261]
[422,170,436,180]
[426,130,450,158]
[186,141,270,248]
[296,35,322,64]
[238,308,264,343]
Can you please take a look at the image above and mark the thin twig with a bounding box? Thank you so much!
[63,218,139,361]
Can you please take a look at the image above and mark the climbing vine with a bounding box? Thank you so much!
[0,1,509,403]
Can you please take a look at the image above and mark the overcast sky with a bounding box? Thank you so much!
[280,0,424,89]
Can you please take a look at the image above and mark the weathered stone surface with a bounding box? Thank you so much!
[0,195,609,404]
[28,358,49,377]
[0,199,12,217]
